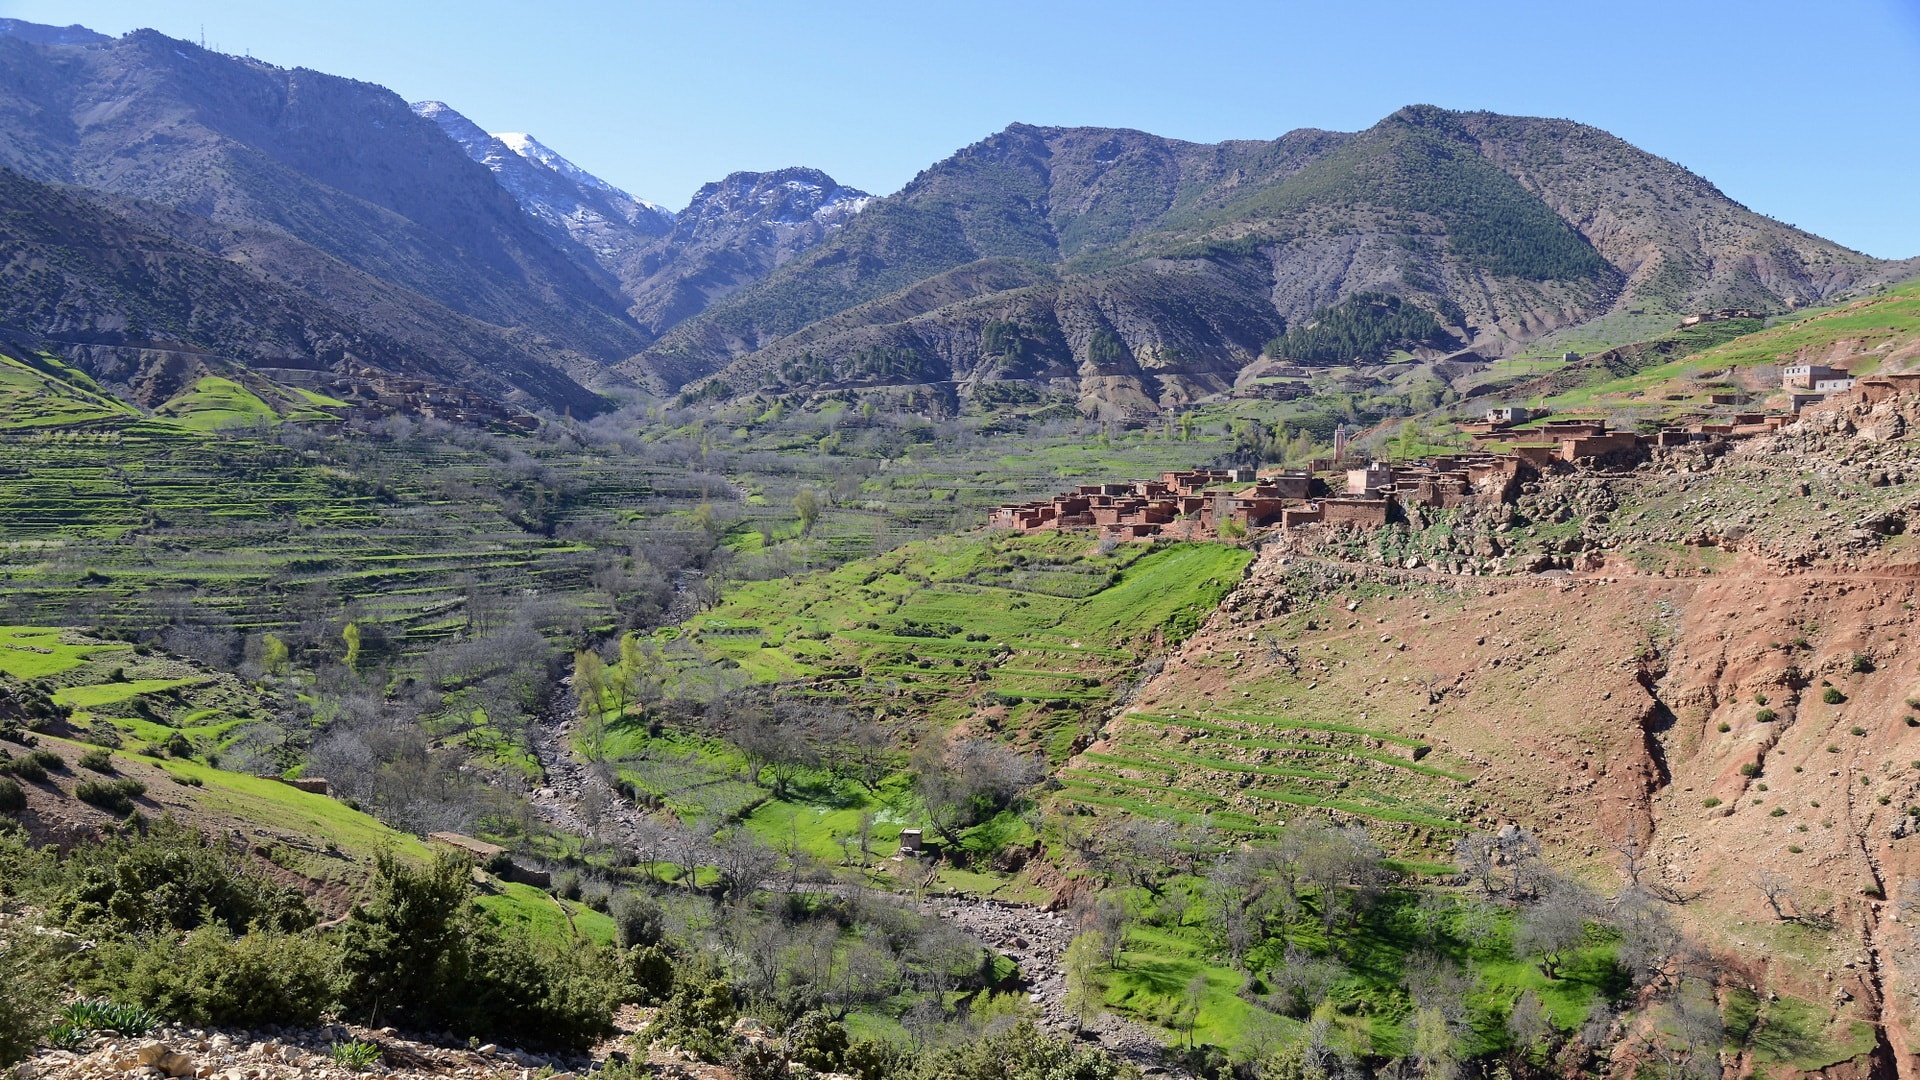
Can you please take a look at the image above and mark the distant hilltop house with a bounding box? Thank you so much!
[1483,405,1539,427]
[1782,363,1848,390]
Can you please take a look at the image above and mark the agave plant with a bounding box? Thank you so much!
[44,1021,91,1051]
[57,999,163,1038]
[328,1041,383,1072]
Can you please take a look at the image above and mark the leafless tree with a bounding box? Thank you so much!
[912,735,1045,845]
[1754,868,1797,921]
[1515,875,1596,980]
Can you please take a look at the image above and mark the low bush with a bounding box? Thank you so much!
[48,816,314,936]
[645,979,737,1063]
[95,927,335,1028]
[0,778,23,814]
[74,778,145,815]
[1823,687,1846,705]
[78,749,114,773]
[610,890,664,949]
[329,1041,382,1072]
[1756,709,1777,723]
[336,852,621,1049]
[55,999,162,1038]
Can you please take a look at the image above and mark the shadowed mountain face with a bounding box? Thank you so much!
[0,167,606,414]
[635,108,1908,414]
[0,24,643,410]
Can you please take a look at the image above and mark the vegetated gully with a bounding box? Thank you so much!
[522,681,1184,1070]
[519,548,1259,1070]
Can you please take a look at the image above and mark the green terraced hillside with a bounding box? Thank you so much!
[674,532,1251,753]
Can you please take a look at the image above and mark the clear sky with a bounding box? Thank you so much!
[5,0,1918,258]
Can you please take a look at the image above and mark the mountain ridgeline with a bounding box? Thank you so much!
[643,110,1910,416]
[0,18,1910,422]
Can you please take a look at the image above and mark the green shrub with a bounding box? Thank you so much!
[841,1039,906,1080]
[0,778,23,815]
[73,778,144,815]
[1851,726,1867,736]
[1738,763,1759,777]
[337,852,620,1050]
[1851,654,1875,673]
[1717,722,1731,733]
[624,944,675,1005]
[1770,808,1787,817]
[55,999,162,1038]
[1823,687,1846,705]
[49,816,313,936]
[727,1041,788,1080]
[162,733,192,759]
[0,921,63,1065]
[1756,709,1777,723]
[645,979,737,1063]
[786,1011,850,1071]
[609,890,664,949]
[1702,797,1721,808]
[78,749,114,773]
[900,1019,1124,1080]
[95,927,335,1028]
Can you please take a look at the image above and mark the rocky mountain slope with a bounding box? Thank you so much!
[0,23,638,409]
[412,102,675,297]
[0,167,603,414]
[640,108,1910,415]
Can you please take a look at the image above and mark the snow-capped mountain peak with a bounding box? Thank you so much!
[492,131,668,216]
[413,100,674,274]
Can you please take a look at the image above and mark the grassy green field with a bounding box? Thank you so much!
[673,532,1250,748]
[1540,279,1920,414]
[0,353,141,430]
[151,375,336,430]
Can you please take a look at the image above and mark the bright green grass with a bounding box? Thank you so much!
[153,377,282,430]
[52,676,209,709]
[675,533,1249,730]
[1724,988,1877,1071]
[742,773,913,864]
[0,626,127,679]
[1108,886,1622,1058]
[475,881,616,946]
[151,376,343,431]
[0,354,140,430]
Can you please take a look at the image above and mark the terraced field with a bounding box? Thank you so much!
[674,532,1253,752]
[1063,705,1474,846]
[0,423,709,650]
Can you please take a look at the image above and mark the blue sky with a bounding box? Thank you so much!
[5,0,1918,257]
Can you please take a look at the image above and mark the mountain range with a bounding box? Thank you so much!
[0,18,1911,419]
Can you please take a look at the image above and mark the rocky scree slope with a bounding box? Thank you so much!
[643,108,1907,415]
